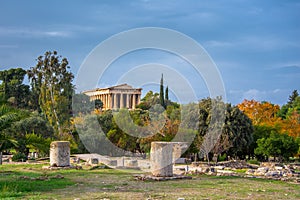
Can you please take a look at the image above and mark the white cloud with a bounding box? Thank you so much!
[204,40,233,48]
[242,89,266,100]
[0,27,72,38]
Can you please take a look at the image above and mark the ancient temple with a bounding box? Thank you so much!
[83,84,142,110]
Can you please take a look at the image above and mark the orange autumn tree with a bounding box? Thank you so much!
[237,99,300,138]
[237,100,282,127]
[281,111,300,138]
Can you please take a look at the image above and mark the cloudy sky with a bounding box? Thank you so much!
[0,0,299,105]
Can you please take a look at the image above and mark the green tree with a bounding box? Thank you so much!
[159,74,165,108]
[7,113,54,157]
[0,68,30,109]
[255,131,299,162]
[0,104,25,164]
[25,133,53,157]
[197,98,253,161]
[28,51,75,136]
[278,90,299,119]
[165,86,169,101]
[247,125,276,159]
[223,105,253,159]
[288,90,299,107]
[136,91,159,110]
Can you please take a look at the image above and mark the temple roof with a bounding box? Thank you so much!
[83,83,142,93]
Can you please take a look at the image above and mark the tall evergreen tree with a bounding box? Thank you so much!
[288,90,299,106]
[159,74,165,108]
[165,86,169,101]
[278,90,299,119]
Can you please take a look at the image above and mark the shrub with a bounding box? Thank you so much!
[12,152,27,162]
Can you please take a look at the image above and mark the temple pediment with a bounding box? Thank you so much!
[108,84,135,90]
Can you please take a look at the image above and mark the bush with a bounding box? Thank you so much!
[247,159,260,165]
[12,152,27,162]
[218,153,227,162]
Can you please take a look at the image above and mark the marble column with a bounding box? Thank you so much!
[105,94,108,109]
[126,94,130,108]
[107,94,111,109]
[132,94,136,109]
[137,94,141,105]
[113,94,116,109]
[120,93,124,108]
[100,95,103,104]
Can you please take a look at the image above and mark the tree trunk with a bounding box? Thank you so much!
[206,153,210,165]
[0,151,2,165]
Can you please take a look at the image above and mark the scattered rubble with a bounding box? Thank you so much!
[186,161,300,183]
[134,174,192,181]
[42,165,82,170]
[245,162,300,183]
[19,174,64,181]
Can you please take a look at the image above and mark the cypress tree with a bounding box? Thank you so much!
[287,90,299,106]
[160,74,165,108]
[165,86,169,101]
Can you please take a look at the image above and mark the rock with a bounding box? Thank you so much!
[260,162,275,168]
[246,169,255,175]
[87,158,99,165]
[265,171,279,177]
[53,174,64,179]
[257,167,269,173]
[215,166,225,170]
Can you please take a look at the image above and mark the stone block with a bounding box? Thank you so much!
[150,142,173,177]
[87,158,99,165]
[50,141,70,167]
[108,160,117,166]
[125,160,138,167]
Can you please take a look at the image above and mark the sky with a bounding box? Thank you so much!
[0,0,299,105]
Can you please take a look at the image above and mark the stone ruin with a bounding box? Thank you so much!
[245,162,300,182]
[150,142,174,177]
[182,160,300,183]
[135,141,192,181]
[50,141,70,167]
[150,141,188,177]
[42,141,82,170]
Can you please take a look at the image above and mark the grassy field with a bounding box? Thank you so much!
[0,163,299,200]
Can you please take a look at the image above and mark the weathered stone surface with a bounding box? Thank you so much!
[171,142,188,164]
[50,141,70,167]
[107,160,117,166]
[150,142,173,177]
[87,158,99,165]
[246,169,255,175]
[125,160,138,167]
[192,160,258,169]
[134,174,192,181]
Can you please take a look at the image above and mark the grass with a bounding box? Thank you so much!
[0,163,299,200]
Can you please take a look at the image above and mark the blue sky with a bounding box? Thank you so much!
[0,0,299,105]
